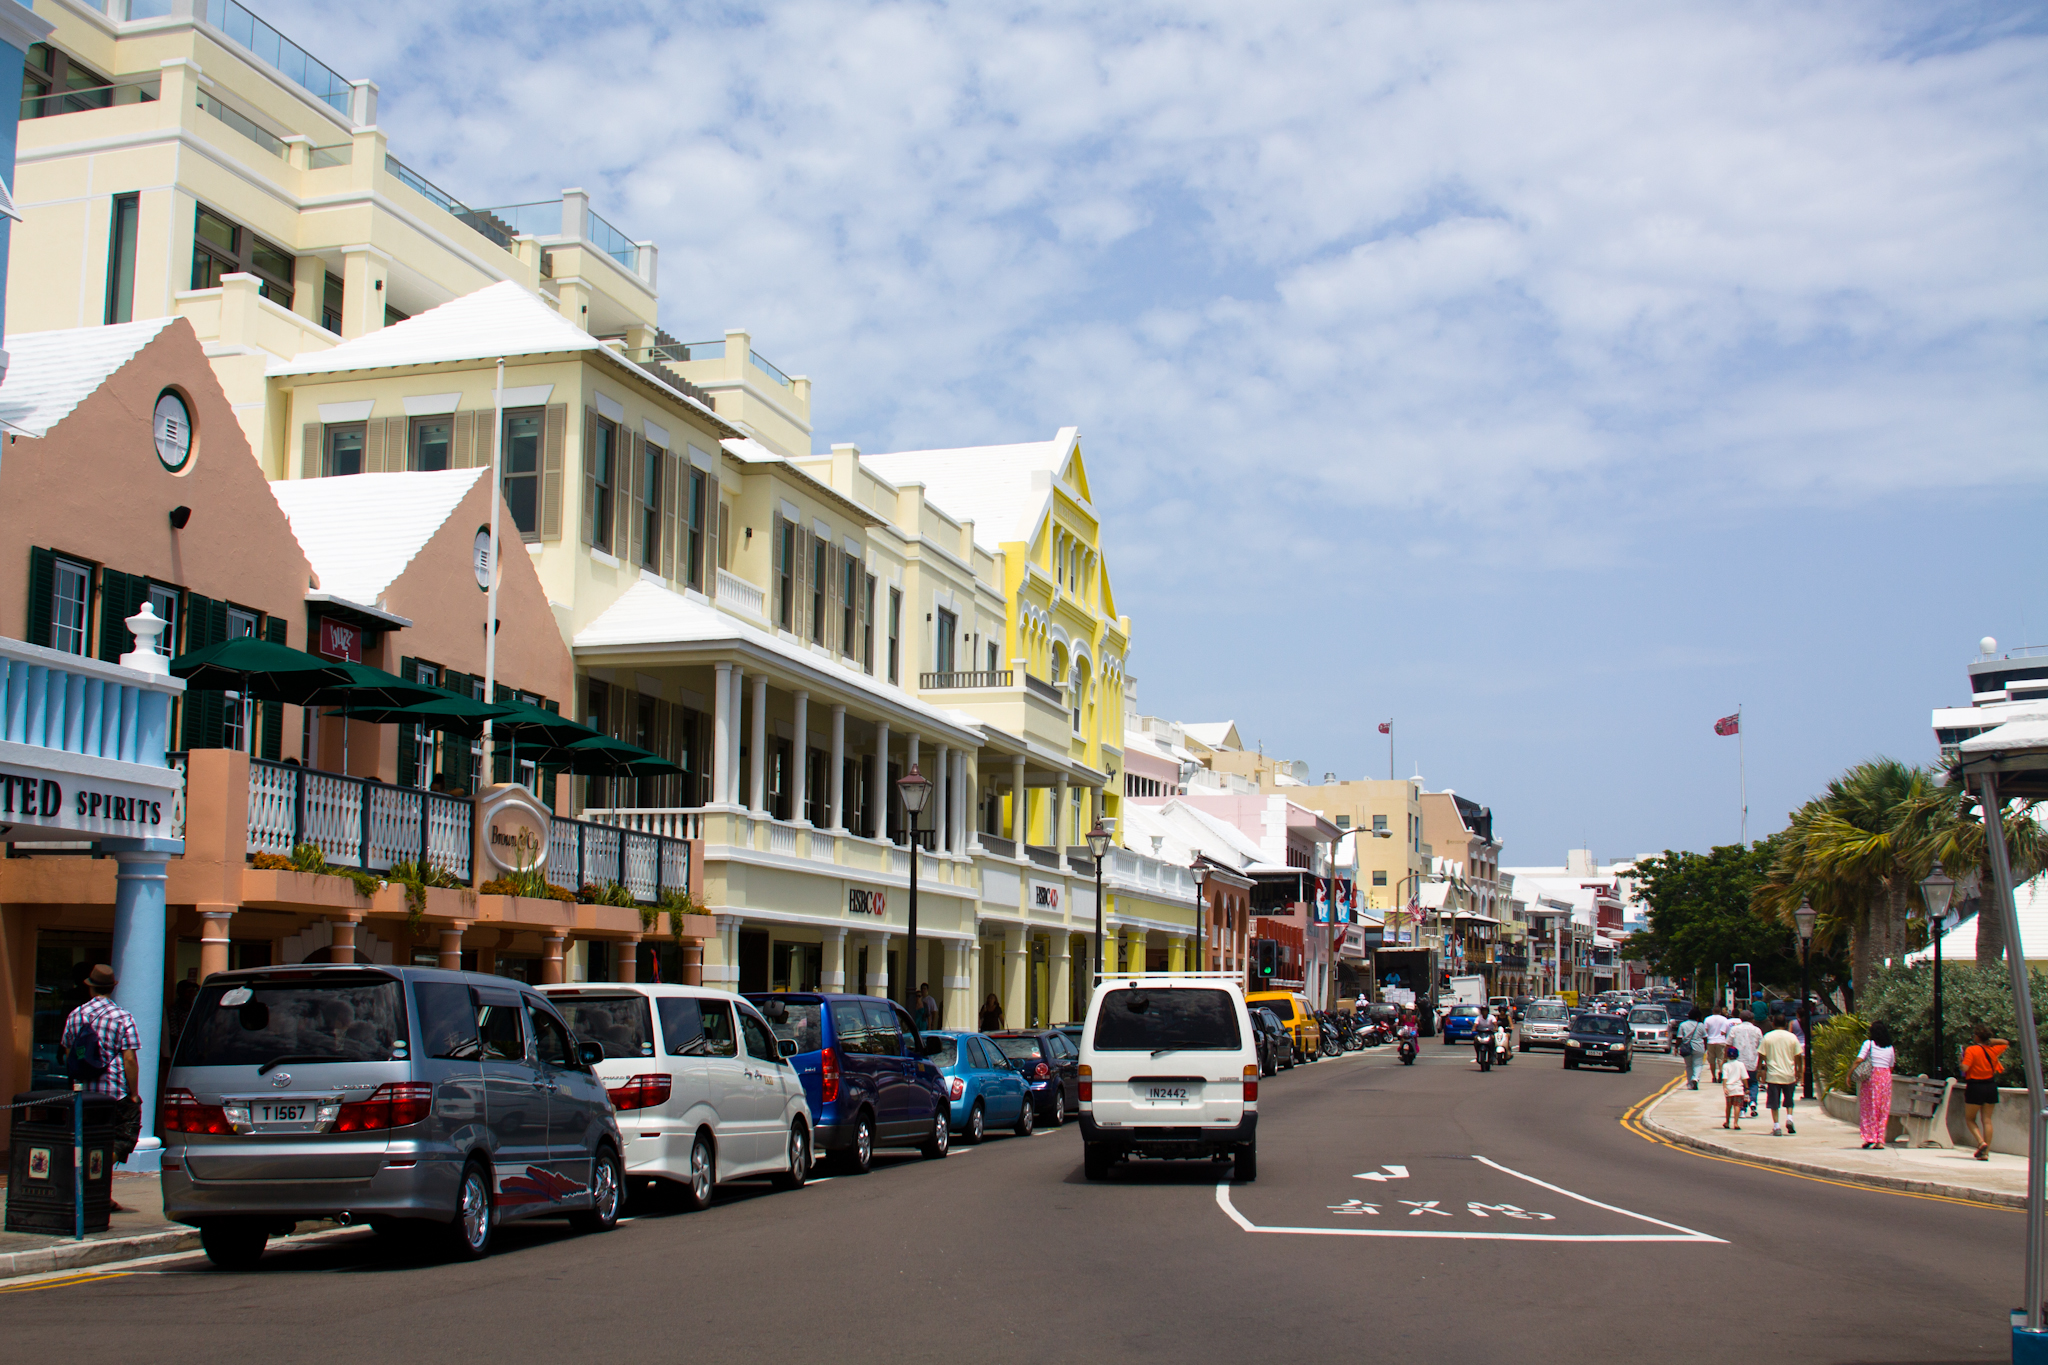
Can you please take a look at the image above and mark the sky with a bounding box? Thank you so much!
[262,0,2047,863]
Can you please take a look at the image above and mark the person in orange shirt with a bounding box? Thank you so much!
[1960,1022,2010,1161]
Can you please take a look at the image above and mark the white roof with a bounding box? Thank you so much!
[860,427,1075,550]
[1958,710,2048,757]
[573,578,981,742]
[266,282,731,431]
[1122,728,1200,766]
[1182,721,1240,749]
[271,469,483,607]
[1118,799,1269,870]
[0,318,174,438]
[1910,873,2048,964]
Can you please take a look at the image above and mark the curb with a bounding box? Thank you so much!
[0,1227,200,1280]
[1641,1090,2023,1210]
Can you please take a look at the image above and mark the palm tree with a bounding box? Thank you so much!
[1912,780,2045,968]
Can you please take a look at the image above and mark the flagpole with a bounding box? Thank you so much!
[483,358,504,785]
[1737,704,1747,848]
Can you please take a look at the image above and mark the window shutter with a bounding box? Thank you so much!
[180,594,226,750]
[625,433,645,569]
[580,409,598,547]
[715,497,729,572]
[395,655,418,785]
[364,418,385,474]
[828,546,843,652]
[385,416,407,472]
[541,404,566,540]
[96,569,139,662]
[259,616,286,760]
[302,423,321,478]
[26,547,55,648]
[861,572,875,673]
[453,410,476,469]
[660,450,679,582]
[770,512,784,623]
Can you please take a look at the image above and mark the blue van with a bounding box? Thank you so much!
[747,993,950,1173]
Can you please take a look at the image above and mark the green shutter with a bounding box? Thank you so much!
[26,547,55,649]
[180,594,226,749]
[259,617,287,761]
[97,570,143,662]
[443,672,472,792]
[395,656,417,787]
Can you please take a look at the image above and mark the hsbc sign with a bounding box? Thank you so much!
[849,887,887,916]
[1031,881,1061,911]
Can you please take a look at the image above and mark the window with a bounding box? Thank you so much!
[863,1001,903,1057]
[1336,815,1351,828]
[320,273,343,334]
[887,588,902,683]
[222,608,259,750]
[324,423,364,477]
[686,467,707,589]
[740,1009,784,1066]
[841,553,858,655]
[862,573,876,672]
[147,584,180,657]
[50,557,92,655]
[408,660,440,788]
[1373,871,1388,887]
[590,418,615,553]
[501,408,541,535]
[21,43,114,119]
[384,304,409,327]
[776,519,795,631]
[988,641,999,674]
[1373,814,1388,835]
[696,999,737,1058]
[104,194,138,325]
[641,445,662,569]
[935,608,956,675]
[810,536,827,642]
[190,204,294,308]
[410,416,451,472]
[527,1002,573,1067]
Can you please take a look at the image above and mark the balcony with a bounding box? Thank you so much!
[474,195,646,278]
[584,806,975,889]
[716,569,766,620]
[205,0,355,118]
[921,670,1012,690]
[1023,673,1062,703]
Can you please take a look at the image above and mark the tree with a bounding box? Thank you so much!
[1912,781,2044,969]
[1632,838,1841,1001]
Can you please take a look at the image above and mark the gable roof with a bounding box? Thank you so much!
[271,469,484,608]
[0,318,176,438]
[1182,721,1241,750]
[861,426,1078,550]
[265,281,739,436]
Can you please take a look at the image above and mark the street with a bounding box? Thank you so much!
[0,1045,2018,1364]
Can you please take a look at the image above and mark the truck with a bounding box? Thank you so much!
[1371,947,1439,1034]
[1445,975,1486,1007]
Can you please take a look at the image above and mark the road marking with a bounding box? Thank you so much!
[1353,1164,1410,1182]
[0,1270,131,1295]
[1214,1155,1725,1243]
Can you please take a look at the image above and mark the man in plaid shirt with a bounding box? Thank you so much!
[62,964,142,1175]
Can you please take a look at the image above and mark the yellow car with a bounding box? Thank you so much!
[1246,990,1320,1062]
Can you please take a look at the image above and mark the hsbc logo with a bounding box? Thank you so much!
[849,888,887,916]
[1032,884,1060,910]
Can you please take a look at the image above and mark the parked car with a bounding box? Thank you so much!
[1440,1004,1485,1045]
[541,983,812,1209]
[1245,990,1319,1062]
[1627,1005,1673,1053]
[161,964,624,1268]
[987,1029,1080,1123]
[747,992,950,1173]
[1564,1012,1633,1071]
[1079,973,1260,1181]
[926,1030,1032,1142]
[1520,1001,1574,1052]
[1250,1007,1291,1075]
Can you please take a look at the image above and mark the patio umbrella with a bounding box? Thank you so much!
[551,734,682,777]
[323,691,519,737]
[171,637,356,696]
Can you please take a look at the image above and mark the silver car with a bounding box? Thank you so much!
[1629,1006,1673,1052]
[1518,1002,1573,1052]
[161,964,623,1268]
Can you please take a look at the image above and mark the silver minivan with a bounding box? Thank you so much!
[161,964,623,1268]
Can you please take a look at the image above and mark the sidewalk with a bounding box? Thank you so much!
[1642,1075,2027,1208]
[0,1171,199,1278]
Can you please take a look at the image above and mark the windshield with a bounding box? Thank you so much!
[555,995,655,1058]
[990,1035,1046,1061]
[1448,1006,1481,1018]
[175,974,408,1068]
[1575,1015,1626,1036]
[925,1035,960,1067]
[1529,1005,1569,1021]
[1093,988,1242,1052]
[1629,1008,1668,1025]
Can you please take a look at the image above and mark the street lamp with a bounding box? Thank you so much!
[1920,861,1956,1079]
[1087,819,1111,999]
[1190,862,1210,974]
[1793,898,1816,1101]
[896,765,933,1011]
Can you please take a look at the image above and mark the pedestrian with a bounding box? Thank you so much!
[60,964,141,1206]
[1704,1005,1731,1082]
[1728,1011,1764,1119]
[1675,1006,1707,1089]
[1721,1045,1749,1130]
[1854,1020,1896,1149]
[979,992,1003,1033]
[1760,1012,1803,1136]
[1960,1023,2010,1161]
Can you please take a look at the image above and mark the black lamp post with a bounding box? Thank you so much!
[1794,898,1816,1100]
[896,765,933,1010]
[1920,861,1956,1079]
[1191,862,1210,973]
[1087,819,1111,1002]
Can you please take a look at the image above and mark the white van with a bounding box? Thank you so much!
[540,983,813,1209]
[1076,973,1259,1182]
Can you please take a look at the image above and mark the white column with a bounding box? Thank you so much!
[821,927,847,992]
[790,689,809,824]
[711,914,744,988]
[749,674,768,815]
[1011,756,1026,847]
[934,746,950,855]
[830,704,847,830]
[865,933,891,995]
[727,666,744,805]
[712,662,733,805]
[907,731,920,778]
[1055,772,1070,868]
[872,720,890,840]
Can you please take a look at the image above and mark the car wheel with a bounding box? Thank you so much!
[1014,1095,1035,1137]
[1083,1142,1114,1181]
[200,1218,268,1271]
[771,1123,810,1191]
[1518,1042,1529,1053]
[837,1112,876,1176]
[1564,1056,1578,1070]
[919,1109,950,1159]
[442,1161,494,1262]
[679,1132,716,1209]
[1621,1058,1632,1073]
[1234,1144,1257,1182]
[570,1146,623,1233]
[1042,1094,1063,1128]
[964,1101,986,1145]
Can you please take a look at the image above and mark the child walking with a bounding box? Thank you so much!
[1722,1047,1750,1130]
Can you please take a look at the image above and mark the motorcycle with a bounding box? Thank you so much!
[1397,1033,1417,1066]
[1494,1024,1512,1068]
[1474,1023,1496,1071]
[1343,1020,1365,1052]
[1319,1017,1342,1059]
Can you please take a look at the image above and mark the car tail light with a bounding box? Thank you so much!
[161,1088,231,1135]
[820,1046,841,1104]
[947,1076,965,1101]
[1030,1061,1051,1081]
[1243,1063,1258,1104]
[607,1074,674,1111]
[1077,1064,1091,1103]
[333,1082,434,1132]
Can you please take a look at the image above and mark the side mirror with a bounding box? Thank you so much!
[778,1038,798,1058]
[575,1040,605,1069]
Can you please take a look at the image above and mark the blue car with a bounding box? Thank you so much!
[748,993,951,1174]
[928,1031,1033,1143]
[1441,1004,1485,1045]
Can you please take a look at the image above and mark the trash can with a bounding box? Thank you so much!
[5,1090,121,1235]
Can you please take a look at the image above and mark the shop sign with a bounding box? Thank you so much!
[318,618,361,663]
[479,784,550,873]
[848,887,887,916]
[0,763,172,841]
[1030,881,1061,911]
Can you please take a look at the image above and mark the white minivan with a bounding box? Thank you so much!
[1076,973,1259,1182]
[540,983,813,1208]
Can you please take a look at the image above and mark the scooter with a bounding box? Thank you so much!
[1493,1026,1511,1068]
[1319,1018,1342,1059]
[1397,1033,1417,1066]
[1474,1026,1495,1072]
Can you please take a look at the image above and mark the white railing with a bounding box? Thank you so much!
[548,814,689,902]
[584,807,705,840]
[239,758,474,880]
[716,569,765,619]
[767,822,798,856]
[0,638,181,765]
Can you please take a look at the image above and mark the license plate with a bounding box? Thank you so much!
[1145,1085,1197,1102]
[252,1101,317,1126]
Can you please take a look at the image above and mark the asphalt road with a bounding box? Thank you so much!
[0,1041,2021,1364]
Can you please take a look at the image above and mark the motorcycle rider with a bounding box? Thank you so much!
[1472,1007,1498,1070]
[1493,1006,1513,1065]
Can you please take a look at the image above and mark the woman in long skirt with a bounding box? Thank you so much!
[1856,1021,1897,1149]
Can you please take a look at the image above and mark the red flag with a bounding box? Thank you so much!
[1714,713,1740,736]
[1378,720,1391,734]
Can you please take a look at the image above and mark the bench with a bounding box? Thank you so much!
[1888,1074,1954,1148]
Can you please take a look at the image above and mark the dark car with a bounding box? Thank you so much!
[1563,1012,1632,1071]
[747,993,951,1173]
[1509,995,1534,1021]
[987,1029,1079,1123]
[1250,1007,1291,1075]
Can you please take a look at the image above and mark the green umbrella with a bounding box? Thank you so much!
[325,691,519,738]
[297,661,448,710]
[551,734,682,777]
[490,700,603,748]
[170,637,354,700]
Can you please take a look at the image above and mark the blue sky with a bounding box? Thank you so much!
[265,0,2047,862]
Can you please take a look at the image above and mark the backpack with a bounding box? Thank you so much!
[67,1019,106,1084]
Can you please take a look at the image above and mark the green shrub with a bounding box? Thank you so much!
[1858,961,2048,1082]
[1810,1013,1867,1096]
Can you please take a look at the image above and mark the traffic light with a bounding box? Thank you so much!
[1256,939,1278,978]
[1440,971,1452,989]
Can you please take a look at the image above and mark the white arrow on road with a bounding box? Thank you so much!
[1352,1164,1410,1182]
